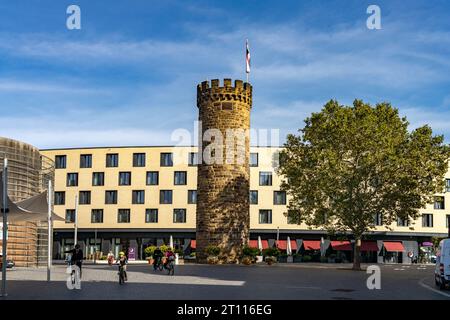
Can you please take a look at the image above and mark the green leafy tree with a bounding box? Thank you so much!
[278,100,449,270]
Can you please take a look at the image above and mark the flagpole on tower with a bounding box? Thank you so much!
[245,39,250,83]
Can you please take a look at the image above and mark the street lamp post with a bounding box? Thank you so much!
[1,158,8,297]
[47,180,52,282]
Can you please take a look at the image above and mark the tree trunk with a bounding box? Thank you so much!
[353,238,362,270]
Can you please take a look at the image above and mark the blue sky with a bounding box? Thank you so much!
[0,0,449,148]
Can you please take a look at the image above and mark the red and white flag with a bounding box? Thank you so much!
[246,39,251,74]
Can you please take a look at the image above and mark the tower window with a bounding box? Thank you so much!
[54,192,65,205]
[91,209,104,223]
[221,102,233,110]
[67,173,78,187]
[188,190,197,204]
[146,171,159,185]
[118,209,130,223]
[273,191,286,205]
[250,153,258,167]
[250,191,258,205]
[65,209,75,223]
[174,171,187,185]
[105,190,118,204]
[422,214,433,228]
[119,172,131,185]
[92,172,104,186]
[146,209,158,223]
[79,191,91,205]
[160,190,173,204]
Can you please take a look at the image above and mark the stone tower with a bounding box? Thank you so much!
[196,78,252,263]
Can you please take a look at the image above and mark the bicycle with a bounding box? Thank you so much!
[153,256,164,271]
[118,264,126,285]
[165,257,175,276]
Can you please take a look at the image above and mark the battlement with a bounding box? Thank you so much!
[197,78,252,93]
[197,78,252,107]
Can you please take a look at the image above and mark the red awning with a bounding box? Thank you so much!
[303,240,321,250]
[331,241,352,251]
[190,240,196,249]
[248,239,269,249]
[383,241,405,252]
[361,241,379,252]
[276,240,298,250]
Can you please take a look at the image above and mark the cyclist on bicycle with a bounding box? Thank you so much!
[153,246,163,271]
[163,247,175,269]
[116,251,128,281]
[64,244,83,278]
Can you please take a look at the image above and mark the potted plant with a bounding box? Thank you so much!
[205,245,220,264]
[262,247,280,265]
[241,256,252,265]
[144,245,157,264]
[302,255,312,262]
[242,246,260,264]
[293,253,302,263]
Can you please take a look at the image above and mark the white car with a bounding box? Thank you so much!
[435,239,450,290]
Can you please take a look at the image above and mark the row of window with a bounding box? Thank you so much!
[65,208,186,224]
[55,190,198,205]
[56,152,262,169]
[55,190,287,206]
[64,170,275,187]
[373,213,450,228]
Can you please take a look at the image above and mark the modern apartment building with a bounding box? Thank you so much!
[41,146,450,264]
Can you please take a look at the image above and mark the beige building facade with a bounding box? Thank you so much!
[41,146,450,263]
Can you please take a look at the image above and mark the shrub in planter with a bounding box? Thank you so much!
[190,252,196,257]
[265,256,277,265]
[159,244,169,253]
[293,254,302,263]
[320,256,328,263]
[243,246,260,259]
[241,256,252,265]
[302,255,312,262]
[262,247,280,258]
[144,245,157,258]
[278,254,288,263]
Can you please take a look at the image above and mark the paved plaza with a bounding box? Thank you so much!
[1,262,449,300]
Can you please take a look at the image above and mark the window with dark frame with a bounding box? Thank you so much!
[374,213,383,226]
[397,217,410,227]
[67,173,78,187]
[79,191,91,205]
[434,196,445,209]
[118,209,130,223]
[54,191,65,205]
[145,209,158,223]
[92,172,104,186]
[91,209,103,223]
[80,154,92,168]
[105,190,118,204]
[55,155,66,169]
[422,214,433,228]
[259,171,272,186]
[259,209,272,224]
[174,171,187,185]
[119,172,131,185]
[250,190,258,205]
[447,215,450,228]
[173,208,186,223]
[133,153,146,167]
[250,153,258,167]
[188,190,197,204]
[146,171,159,185]
[188,152,198,166]
[273,191,286,205]
[160,190,173,204]
[132,190,145,204]
[65,209,75,223]
[106,153,119,167]
[160,153,173,166]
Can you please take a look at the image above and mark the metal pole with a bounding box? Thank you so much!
[1,158,8,297]
[94,228,97,264]
[74,194,78,246]
[47,180,52,282]
[448,215,450,239]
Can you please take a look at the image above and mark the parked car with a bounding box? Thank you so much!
[0,255,15,269]
[434,239,450,290]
